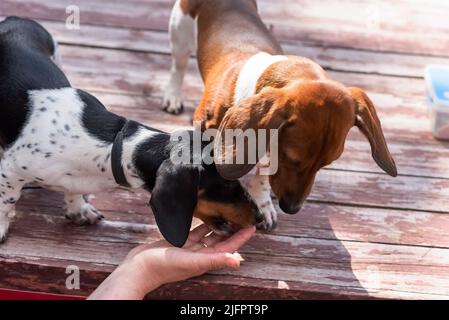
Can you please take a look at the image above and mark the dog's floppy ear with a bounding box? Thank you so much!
[214,87,289,180]
[149,159,199,247]
[350,87,397,177]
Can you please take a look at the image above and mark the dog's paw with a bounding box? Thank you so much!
[256,206,278,231]
[0,220,9,243]
[163,95,184,114]
[65,203,104,225]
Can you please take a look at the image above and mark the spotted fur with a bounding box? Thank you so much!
[0,16,259,247]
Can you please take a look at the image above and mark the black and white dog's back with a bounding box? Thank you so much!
[0,17,260,247]
[0,16,67,146]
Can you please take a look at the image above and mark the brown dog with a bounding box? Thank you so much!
[163,0,397,230]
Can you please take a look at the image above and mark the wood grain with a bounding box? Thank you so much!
[13,19,449,79]
[13,187,449,248]
[3,206,449,299]
[1,0,449,300]
[2,0,448,55]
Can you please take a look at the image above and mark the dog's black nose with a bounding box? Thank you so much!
[279,197,302,214]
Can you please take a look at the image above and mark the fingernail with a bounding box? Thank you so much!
[233,252,244,262]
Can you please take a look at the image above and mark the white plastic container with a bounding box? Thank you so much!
[425,65,449,140]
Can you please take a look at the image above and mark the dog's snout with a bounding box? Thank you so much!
[279,199,301,214]
[279,195,303,214]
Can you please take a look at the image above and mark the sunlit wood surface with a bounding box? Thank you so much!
[1,0,449,299]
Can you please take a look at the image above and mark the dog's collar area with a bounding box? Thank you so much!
[111,119,131,188]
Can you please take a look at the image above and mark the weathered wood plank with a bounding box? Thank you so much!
[2,0,448,56]
[53,36,426,102]
[13,19,449,79]
[274,203,449,248]
[3,209,449,299]
[283,43,447,79]
[13,183,449,249]
[258,0,449,56]
[0,257,110,298]
[57,44,425,110]
[0,0,171,32]
[38,19,171,54]
[0,257,373,299]
[311,169,449,213]
[332,139,449,179]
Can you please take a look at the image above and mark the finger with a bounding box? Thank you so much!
[213,226,256,253]
[189,233,224,252]
[187,224,212,244]
[202,232,226,247]
[195,252,244,272]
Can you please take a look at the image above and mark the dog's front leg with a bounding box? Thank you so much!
[163,0,196,114]
[0,163,27,243]
[64,194,104,225]
[241,172,278,231]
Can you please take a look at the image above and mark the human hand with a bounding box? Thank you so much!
[89,224,256,300]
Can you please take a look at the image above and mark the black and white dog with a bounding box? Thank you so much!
[0,17,261,247]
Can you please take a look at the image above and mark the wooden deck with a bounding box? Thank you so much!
[1,0,449,299]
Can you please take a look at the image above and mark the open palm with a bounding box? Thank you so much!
[125,224,256,288]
